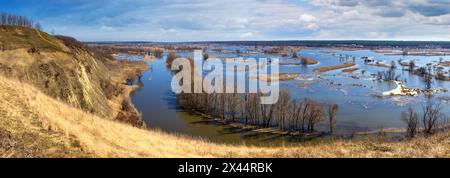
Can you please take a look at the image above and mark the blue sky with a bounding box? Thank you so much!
[2,0,450,41]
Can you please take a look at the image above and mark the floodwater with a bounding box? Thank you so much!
[118,47,450,146]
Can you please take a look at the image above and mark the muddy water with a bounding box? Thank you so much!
[121,48,450,145]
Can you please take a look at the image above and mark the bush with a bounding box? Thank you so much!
[55,35,86,50]
[100,80,122,99]
[27,46,40,54]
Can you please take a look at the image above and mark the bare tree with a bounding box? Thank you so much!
[327,103,339,135]
[226,92,239,122]
[305,100,323,132]
[423,74,433,90]
[377,67,400,81]
[260,103,275,127]
[408,60,416,72]
[422,100,442,135]
[34,22,42,31]
[299,99,311,131]
[275,90,290,130]
[288,99,305,132]
[401,106,419,138]
[239,94,248,125]
[247,93,260,126]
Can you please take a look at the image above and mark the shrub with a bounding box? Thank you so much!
[27,46,40,54]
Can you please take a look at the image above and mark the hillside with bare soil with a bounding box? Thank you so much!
[0,25,147,126]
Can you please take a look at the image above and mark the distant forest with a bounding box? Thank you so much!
[206,40,450,49]
[88,40,450,49]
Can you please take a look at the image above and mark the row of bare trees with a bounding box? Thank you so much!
[176,90,339,134]
[377,67,400,81]
[149,48,164,58]
[1,12,41,29]
[166,53,339,135]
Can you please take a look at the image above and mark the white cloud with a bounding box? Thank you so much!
[38,0,450,41]
[235,18,249,24]
[305,23,319,30]
[365,32,389,39]
[240,32,253,38]
[299,14,317,22]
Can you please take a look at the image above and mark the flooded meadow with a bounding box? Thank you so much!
[117,46,450,146]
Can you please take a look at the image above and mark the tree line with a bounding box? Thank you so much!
[176,89,339,135]
[0,12,41,30]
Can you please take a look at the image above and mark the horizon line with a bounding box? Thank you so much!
[83,39,450,43]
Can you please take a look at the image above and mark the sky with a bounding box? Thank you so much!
[2,0,450,42]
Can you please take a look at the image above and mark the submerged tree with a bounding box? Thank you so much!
[421,99,443,135]
[390,60,397,69]
[377,68,400,81]
[408,60,416,72]
[305,100,324,132]
[275,90,291,130]
[327,103,339,135]
[423,73,433,90]
[401,106,419,138]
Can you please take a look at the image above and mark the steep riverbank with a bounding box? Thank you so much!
[0,25,148,127]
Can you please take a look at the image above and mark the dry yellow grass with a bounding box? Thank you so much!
[297,57,318,65]
[1,76,450,158]
[343,68,360,73]
[441,61,450,67]
[313,63,355,72]
[249,73,299,81]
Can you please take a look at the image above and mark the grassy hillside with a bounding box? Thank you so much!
[0,25,147,126]
[1,76,450,158]
[0,25,67,52]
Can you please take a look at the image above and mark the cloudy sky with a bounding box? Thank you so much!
[2,0,450,41]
